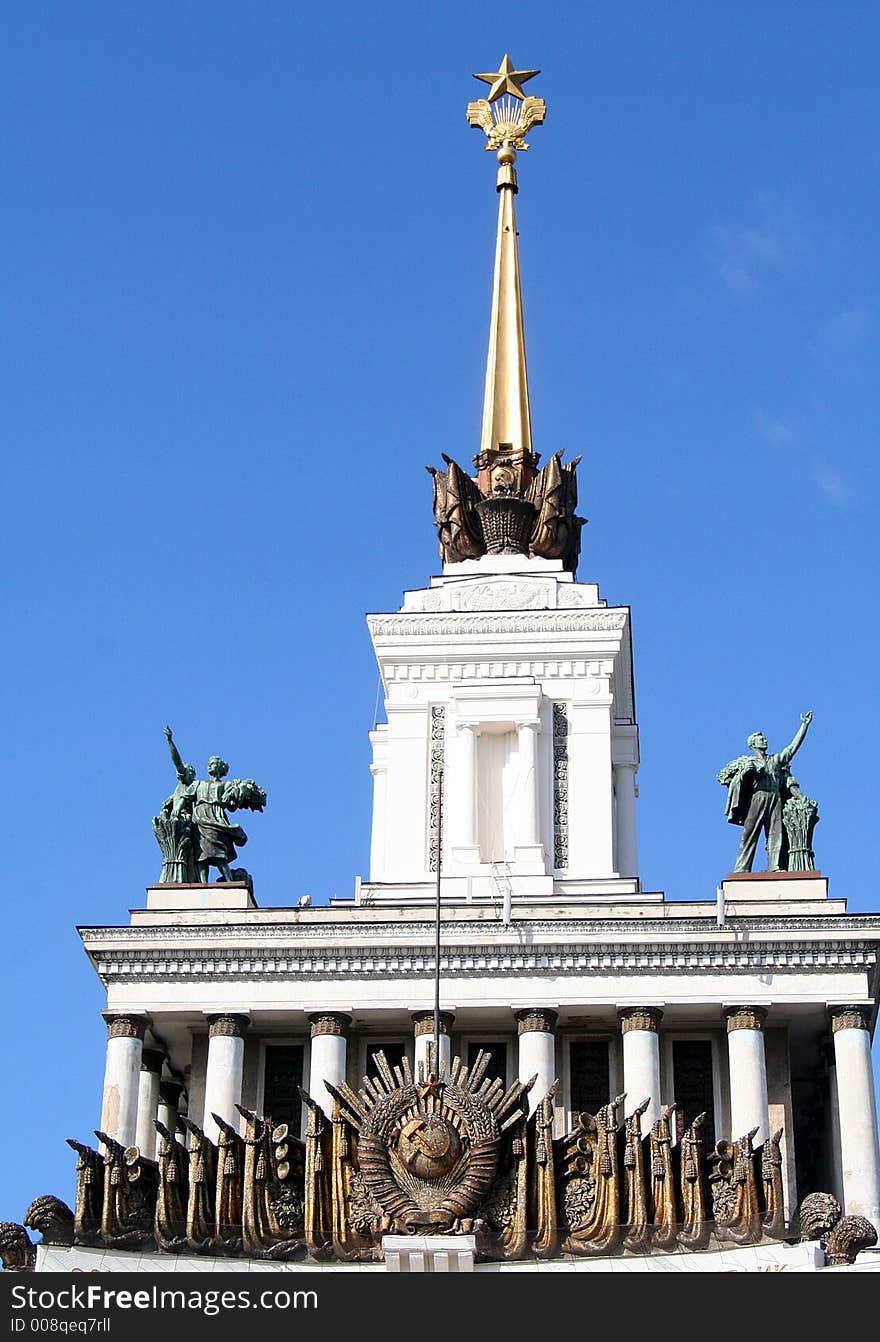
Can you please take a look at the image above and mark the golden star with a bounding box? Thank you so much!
[473,53,540,103]
[417,1078,444,1102]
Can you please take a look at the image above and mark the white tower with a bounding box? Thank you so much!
[362,75,639,909]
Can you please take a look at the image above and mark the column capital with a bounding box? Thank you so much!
[515,1008,558,1035]
[140,1048,165,1075]
[206,1013,249,1039]
[412,1010,455,1037]
[830,1005,872,1034]
[725,1006,768,1033]
[516,718,541,732]
[159,1080,185,1108]
[309,1012,352,1038]
[618,1006,663,1034]
[104,1013,147,1041]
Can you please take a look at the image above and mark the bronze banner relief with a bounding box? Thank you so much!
[5,1046,863,1269]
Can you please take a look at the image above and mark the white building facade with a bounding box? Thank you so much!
[25,60,880,1271]
[80,547,880,1233]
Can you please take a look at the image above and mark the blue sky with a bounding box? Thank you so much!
[2,2,879,1223]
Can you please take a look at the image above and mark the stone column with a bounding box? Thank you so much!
[516,1009,558,1114]
[135,1048,165,1159]
[202,1014,248,1145]
[157,1080,185,1146]
[830,1006,880,1227]
[726,1006,769,1146]
[613,762,639,879]
[308,1013,351,1120]
[619,1008,663,1130]
[100,1014,146,1148]
[412,1011,454,1078]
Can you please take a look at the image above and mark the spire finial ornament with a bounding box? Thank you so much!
[467,53,546,172]
[426,59,583,572]
[473,53,540,103]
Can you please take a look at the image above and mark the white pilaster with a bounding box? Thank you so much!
[516,1009,558,1114]
[99,1015,146,1148]
[448,722,480,867]
[619,1007,662,1130]
[513,719,545,869]
[308,1013,350,1119]
[413,1012,453,1077]
[135,1048,164,1159]
[726,1007,770,1146]
[567,691,615,878]
[202,1014,248,1145]
[831,1007,880,1228]
[382,704,429,880]
[613,762,639,879]
[368,728,388,882]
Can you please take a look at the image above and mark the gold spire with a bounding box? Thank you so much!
[467,59,545,476]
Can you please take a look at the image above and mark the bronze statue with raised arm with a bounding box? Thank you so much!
[718,712,813,872]
[156,727,267,885]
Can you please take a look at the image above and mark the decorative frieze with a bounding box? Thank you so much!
[368,610,628,639]
[618,1007,663,1034]
[552,702,569,869]
[401,579,603,614]
[105,1015,146,1041]
[89,938,877,982]
[830,1005,871,1033]
[428,705,445,873]
[80,915,880,944]
[456,580,554,611]
[412,1011,454,1037]
[384,659,615,684]
[725,1006,768,1033]
[515,1008,558,1035]
[309,1012,351,1037]
[206,1013,249,1039]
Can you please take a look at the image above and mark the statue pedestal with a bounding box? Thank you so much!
[719,873,839,917]
[145,882,257,912]
[382,1235,475,1272]
[722,873,826,899]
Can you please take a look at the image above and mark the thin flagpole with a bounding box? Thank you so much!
[433,767,443,1073]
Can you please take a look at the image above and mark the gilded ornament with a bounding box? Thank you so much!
[308,1013,350,1038]
[412,1010,454,1037]
[725,1006,767,1033]
[94,1130,158,1249]
[618,1007,663,1034]
[515,1008,558,1035]
[678,1112,710,1251]
[796,1190,841,1242]
[830,1005,871,1033]
[207,1013,249,1039]
[0,1223,35,1272]
[824,1214,878,1266]
[105,1014,147,1041]
[23,1196,75,1248]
